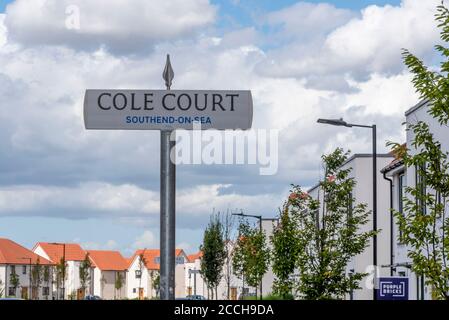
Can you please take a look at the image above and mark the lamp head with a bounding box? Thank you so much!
[317,118,352,127]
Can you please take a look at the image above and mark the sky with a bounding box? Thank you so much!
[0,0,442,257]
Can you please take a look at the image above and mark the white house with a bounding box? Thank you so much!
[126,248,188,299]
[308,153,394,300]
[33,242,87,299]
[184,235,277,300]
[87,250,127,300]
[0,238,54,300]
[381,99,449,300]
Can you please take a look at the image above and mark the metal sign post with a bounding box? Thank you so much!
[83,54,253,300]
[160,55,176,300]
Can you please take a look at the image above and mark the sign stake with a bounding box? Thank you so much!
[160,54,176,300]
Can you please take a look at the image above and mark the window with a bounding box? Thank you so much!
[398,173,406,240]
[176,256,184,264]
[154,257,160,264]
[135,270,142,279]
[347,191,353,222]
[43,266,49,281]
[10,265,16,275]
[8,287,16,296]
[43,287,50,296]
[415,163,427,215]
[133,288,137,293]
[22,265,27,275]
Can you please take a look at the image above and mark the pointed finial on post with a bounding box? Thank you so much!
[162,54,174,90]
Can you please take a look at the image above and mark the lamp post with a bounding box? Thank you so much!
[50,242,66,300]
[317,117,377,300]
[232,212,279,300]
[189,268,200,296]
[20,257,32,300]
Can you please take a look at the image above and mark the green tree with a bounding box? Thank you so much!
[114,272,124,299]
[222,211,236,300]
[9,270,19,297]
[43,266,50,299]
[138,249,147,299]
[55,257,67,299]
[291,148,375,300]
[232,220,270,299]
[31,258,43,300]
[79,253,92,298]
[271,206,299,299]
[200,213,227,300]
[0,279,4,298]
[387,3,449,300]
[150,271,160,298]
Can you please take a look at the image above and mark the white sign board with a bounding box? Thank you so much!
[84,90,253,130]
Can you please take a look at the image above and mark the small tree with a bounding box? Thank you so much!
[271,206,300,299]
[232,220,270,299]
[43,266,50,299]
[100,275,106,297]
[9,271,20,297]
[115,272,124,299]
[387,2,449,300]
[137,250,147,299]
[222,211,236,300]
[55,257,67,299]
[0,279,4,298]
[200,213,227,300]
[291,148,375,299]
[150,271,160,298]
[79,253,92,298]
[31,258,43,300]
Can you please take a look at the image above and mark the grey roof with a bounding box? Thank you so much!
[380,158,405,174]
[404,99,429,117]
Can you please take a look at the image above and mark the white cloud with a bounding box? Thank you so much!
[257,0,441,89]
[266,2,354,40]
[0,183,282,220]
[325,0,440,74]
[4,0,216,54]
[0,14,6,47]
[132,230,158,249]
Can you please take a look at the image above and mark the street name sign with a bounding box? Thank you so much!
[84,89,253,130]
[377,277,409,300]
[83,55,253,300]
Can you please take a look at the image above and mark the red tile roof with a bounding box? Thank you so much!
[0,238,53,265]
[382,143,406,173]
[87,250,128,271]
[34,242,86,263]
[187,251,203,263]
[129,248,186,270]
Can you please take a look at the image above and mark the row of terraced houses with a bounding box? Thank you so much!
[0,238,207,300]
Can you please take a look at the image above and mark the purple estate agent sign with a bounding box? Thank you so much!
[377,277,409,300]
[84,89,253,131]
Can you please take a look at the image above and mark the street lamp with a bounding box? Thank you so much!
[188,268,200,296]
[50,242,66,300]
[317,117,378,300]
[20,257,32,300]
[232,212,279,300]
